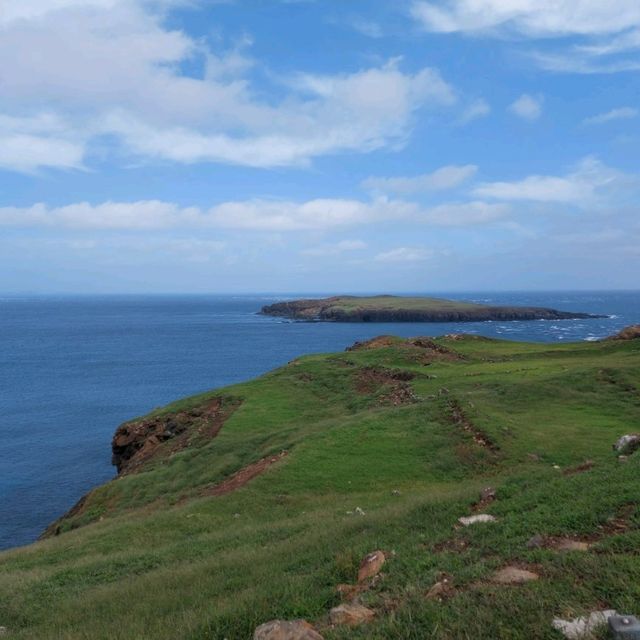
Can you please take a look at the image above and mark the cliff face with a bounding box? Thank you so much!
[260,296,602,323]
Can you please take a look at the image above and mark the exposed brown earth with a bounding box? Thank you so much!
[112,397,241,475]
[354,366,417,406]
[563,460,595,476]
[447,399,500,453]
[203,451,289,497]
[346,335,398,351]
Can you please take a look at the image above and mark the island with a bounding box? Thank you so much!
[260,294,603,322]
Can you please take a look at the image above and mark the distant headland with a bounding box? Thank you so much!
[260,295,605,323]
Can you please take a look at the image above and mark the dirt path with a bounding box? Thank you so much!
[203,450,289,497]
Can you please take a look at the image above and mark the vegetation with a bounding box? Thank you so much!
[1,332,639,639]
[260,295,601,322]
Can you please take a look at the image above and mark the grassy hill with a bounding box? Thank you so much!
[1,332,639,639]
[260,295,601,322]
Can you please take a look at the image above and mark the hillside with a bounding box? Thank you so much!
[260,295,602,322]
[1,330,640,639]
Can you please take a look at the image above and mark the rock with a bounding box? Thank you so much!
[426,576,454,601]
[555,539,590,552]
[357,550,385,582]
[491,566,539,585]
[552,610,617,639]
[610,325,640,341]
[329,603,375,626]
[336,584,361,601]
[354,507,366,516]
[613,435,640,456]
[608,615,640,638]
[526,534,545,549]
[253,619,323,640]
[391,489,401,496]
[480,486,496,501]
[459,514,497,526]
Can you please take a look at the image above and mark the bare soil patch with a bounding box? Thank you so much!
[203,450,289,497]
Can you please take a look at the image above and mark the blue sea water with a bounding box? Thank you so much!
[1,291,638,551]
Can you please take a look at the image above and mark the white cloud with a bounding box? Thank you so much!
[509,94,543,121]
[411,1,640,73]
[422,201,510,225]
[0,1,455,172]
[458,99,491,124]
[474,156,636,204]
[301,240,367,256]
[410,1,640,38]
[0,196,512,232]
[0,201,199,229]
[0,113,84,172]
[362,164,478,194]
[375,247,433,262]
[349,19,384,38]
[583,107,639,125]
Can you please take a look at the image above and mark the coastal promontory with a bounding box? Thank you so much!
[260,295,602,323]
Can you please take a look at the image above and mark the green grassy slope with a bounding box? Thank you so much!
[325,295,481,311]
[1,334,640,639]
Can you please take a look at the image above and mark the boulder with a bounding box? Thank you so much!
[613,435,640,456]
[329,603,375,626]
[357,550,385,582]
[253,619,323,640]
[491,567,539,585]
[552,610,617,639]
[459,514,496,526]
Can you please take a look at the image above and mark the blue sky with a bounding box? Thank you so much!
[1,0,639,293]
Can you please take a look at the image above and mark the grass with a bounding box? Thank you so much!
[328,295,482,312]
[0,334,639,638]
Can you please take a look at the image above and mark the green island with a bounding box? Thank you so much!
[260,295,604,322]
[1,327,640,639]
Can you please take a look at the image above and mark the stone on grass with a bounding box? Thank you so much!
[491,566,539,585]
[357,550,385,582]
[552,610,617,639]
[608,615,640,638]
[459,514,496,526]
[329,603,375,627]
[526,534,545,549]
[426,576,454,601]
[555,539,590,552]
[336,584,361,601]
[613,435,640,456]
[253,619,323,640]
[480,487,496,501]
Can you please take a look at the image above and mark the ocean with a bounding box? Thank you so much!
[1,291,638,550]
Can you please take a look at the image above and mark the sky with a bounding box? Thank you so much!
[1,0,639,293]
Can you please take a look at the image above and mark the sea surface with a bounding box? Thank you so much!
[1,291,638,550]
